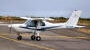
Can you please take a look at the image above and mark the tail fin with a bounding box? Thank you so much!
[66,10,82,26]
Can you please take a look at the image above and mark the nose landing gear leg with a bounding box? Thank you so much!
[17,33,22,40]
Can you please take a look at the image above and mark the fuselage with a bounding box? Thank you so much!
[9,24,34,33]
[8,20,66,33]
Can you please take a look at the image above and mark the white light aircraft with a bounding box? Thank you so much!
[8,10,84,41]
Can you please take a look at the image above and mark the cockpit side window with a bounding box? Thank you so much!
[30,20,37,27]
[41,21,45,26]
[25,20,45,27]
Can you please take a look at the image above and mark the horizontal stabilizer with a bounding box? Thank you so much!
[74,25,85,28]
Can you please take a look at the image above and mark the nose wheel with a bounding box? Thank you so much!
[17,35,22,40]
[17,33,22,40]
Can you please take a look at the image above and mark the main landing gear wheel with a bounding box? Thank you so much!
[31,35,36,40]
[17,35,22,40]
[36,36,41,41]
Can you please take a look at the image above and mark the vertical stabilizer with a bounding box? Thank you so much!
[66,10,82,26]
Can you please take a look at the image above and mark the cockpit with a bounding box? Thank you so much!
[25,20,45,27]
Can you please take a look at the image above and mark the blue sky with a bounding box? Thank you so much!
[0,0,90,18]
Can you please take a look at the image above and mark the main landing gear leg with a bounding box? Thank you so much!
[17,33,22,40]
[36,33,41,41]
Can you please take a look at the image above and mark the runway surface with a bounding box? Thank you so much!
[0,25,90,50]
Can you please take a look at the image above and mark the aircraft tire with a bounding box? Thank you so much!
[36,36,41,41]
[31,35,36,40]
[17,35,22,40]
